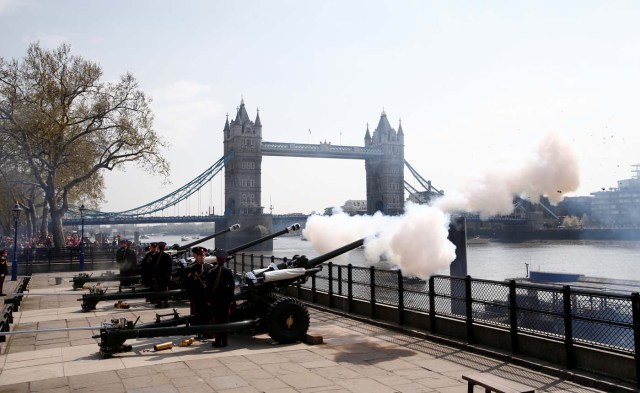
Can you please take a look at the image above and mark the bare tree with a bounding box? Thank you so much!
[0,43,169,248]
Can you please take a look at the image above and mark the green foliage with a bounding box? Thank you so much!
[0,42,170,246]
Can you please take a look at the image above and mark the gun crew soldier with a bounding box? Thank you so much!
[153,242,173,308]
[139,242,158,289]
[206,249,235,348]
[185,246,213,326]
[115,239,137,287]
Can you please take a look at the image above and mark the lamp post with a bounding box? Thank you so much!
[79,204,86,272]
[10,203,22,281]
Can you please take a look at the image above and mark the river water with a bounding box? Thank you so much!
[139,234,640,282]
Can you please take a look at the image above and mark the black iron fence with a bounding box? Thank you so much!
[8,246,118,274]
[231,253,639,385]
[313,263,635,354]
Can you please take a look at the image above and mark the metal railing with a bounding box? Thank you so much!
[8,247,118,274]
[305,263,636,354]
[230,253,639,385]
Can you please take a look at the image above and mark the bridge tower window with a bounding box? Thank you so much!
[241,178,256,187]
[241,161,256,170]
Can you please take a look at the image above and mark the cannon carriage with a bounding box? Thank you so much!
[2,233,366,358]
[79,224,301,311]
[94,236,365,357]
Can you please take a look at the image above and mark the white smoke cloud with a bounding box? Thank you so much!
[303,131,580,278]
[433,131,580,216]
[303,203,456,278]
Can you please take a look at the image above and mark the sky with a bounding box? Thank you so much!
[1,0,639,216]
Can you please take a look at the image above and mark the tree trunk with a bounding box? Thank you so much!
[45,185,66,249]
[40,203,49,238]
[29,207,37,239]
[50,207,65,249]
[23,202,36,239]
[26,188,38,239]
[25,208,34,239]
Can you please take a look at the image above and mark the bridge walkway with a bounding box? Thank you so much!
[0,272,628,392]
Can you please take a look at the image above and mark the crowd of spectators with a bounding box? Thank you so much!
[0,232,131,250]
[1,234,54,250]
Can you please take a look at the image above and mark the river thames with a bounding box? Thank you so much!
[141,234,640,282]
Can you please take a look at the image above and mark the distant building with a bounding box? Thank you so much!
[560,165,640,227]
[589,165,640,227]
[341,200,367,215]
[558,196,593,220]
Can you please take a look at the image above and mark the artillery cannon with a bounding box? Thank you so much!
[71,271,141,290]
[94,236,365,357]
[77,224,240,311]
[230,237,365,343]
[71,224,242,290]
[79,224,300,311]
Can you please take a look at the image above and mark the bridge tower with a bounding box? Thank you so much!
[364,111,405,215]
[218,98,273,251]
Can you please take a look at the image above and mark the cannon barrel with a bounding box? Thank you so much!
[248,237,366,282]
[178,224,240,251]
[101,319,257,341]
[226,223,300,255]
[304,238,365,269]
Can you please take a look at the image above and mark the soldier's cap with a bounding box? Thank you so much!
[192,246,206,255]
[214,249,228,260]
[150,242,158,247]
[157,241,167,247]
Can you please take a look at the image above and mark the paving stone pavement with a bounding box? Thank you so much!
[0,273,627,392]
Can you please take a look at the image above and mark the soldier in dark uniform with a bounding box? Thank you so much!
[115,239,127,271]
[115,239,137,286]
[0,248,8,296]
[206,249,235,348]
[185,246,213,326]
[153,242,173,308]
[123,240,138,276]
[139,242,158,289]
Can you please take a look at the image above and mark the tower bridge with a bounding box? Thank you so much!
[215,98,406,249]
[69,98,443,250]
[222,99,406,220]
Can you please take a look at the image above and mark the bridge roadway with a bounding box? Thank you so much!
[65,213,526,227]
[261,141,384,159]
[0,275,621,392]
[64,213,311,227]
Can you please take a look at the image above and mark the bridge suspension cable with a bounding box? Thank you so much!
[82,153,233,218]
[404,160,444,204]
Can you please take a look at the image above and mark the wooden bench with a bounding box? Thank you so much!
[462,373,535,393]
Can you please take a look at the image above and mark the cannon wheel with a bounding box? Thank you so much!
[265,297,310,344]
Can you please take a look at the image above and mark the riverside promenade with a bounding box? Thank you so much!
[0,272,627,392]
